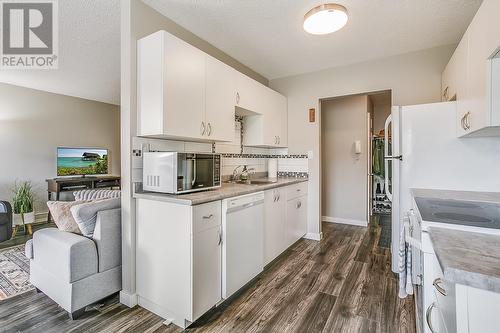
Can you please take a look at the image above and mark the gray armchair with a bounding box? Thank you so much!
[26,208,122,319]
[0,201,12,242]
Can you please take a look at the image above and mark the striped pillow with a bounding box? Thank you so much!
[73,189,121,201]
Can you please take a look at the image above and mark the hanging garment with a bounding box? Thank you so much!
[372,139,385,176]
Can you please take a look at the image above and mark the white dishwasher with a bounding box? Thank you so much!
[222,191,264,299]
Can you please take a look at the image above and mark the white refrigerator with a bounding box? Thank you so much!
[387,101,500,272]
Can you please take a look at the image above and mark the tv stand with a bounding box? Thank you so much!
[46,176,121,221]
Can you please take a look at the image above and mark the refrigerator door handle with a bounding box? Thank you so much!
[384,115,393,201]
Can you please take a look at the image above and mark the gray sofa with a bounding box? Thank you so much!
[0,201,12,242]
[26,208,122,319]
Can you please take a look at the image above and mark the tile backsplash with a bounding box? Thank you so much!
[132,120,309,183]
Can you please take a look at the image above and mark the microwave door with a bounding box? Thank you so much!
[193,154,214,189]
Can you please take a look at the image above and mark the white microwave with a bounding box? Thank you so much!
[143,152,221,194]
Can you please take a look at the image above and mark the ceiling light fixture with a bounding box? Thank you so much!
[303,3,348,35]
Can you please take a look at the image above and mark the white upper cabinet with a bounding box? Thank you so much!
[205,55,237,142]
[242,86,288,147]
[137,30,236,142]
[138,30,205,140]
[138,30,288,145]
[442,0,500,137]
[235,71,268,113]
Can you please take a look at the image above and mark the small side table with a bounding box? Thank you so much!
[46,176,121,222]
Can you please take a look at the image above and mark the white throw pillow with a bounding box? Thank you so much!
[73,189,121,201]
[70,198,121,237]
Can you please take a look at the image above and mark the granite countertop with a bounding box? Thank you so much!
[133,177,308,205]
[411,188,500,204]
[428,227,500,293]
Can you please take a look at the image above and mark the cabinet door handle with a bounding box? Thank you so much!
[201,121,206,136]
[464,112,471,130]
[273,194,277,202]
[278,136,280,145]
[236,92,240,105]
[426,302,437,333]
[207,122,212,136]
[461,114,465,130]
[296,201,302,209]
[432,278,447,296]
[202,214,213,219]
[218,227,222,245]
[277,194,280,202]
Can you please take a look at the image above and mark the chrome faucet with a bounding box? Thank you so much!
[232,165,255,181]
[232,165,243,181]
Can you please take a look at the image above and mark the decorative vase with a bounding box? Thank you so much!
[23,211,35,224]
[13,213,24,226]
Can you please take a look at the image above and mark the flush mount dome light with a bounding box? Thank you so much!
[303,3,348,35]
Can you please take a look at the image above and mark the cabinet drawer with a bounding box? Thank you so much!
[193,201,221,233]
[426,301,449,333]
[286,182,308,201]
[432,256,456,333]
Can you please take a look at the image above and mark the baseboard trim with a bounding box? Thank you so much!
[35,211,48,224]
[304,232,322,241]
[119,290,138,308]
[322,216,368,227]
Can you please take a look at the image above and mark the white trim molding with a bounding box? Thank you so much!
[304,232,322,241]
[322,216,368,227]
[120,291,138,308]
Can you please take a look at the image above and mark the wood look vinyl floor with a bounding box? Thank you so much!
[0,222,415,333]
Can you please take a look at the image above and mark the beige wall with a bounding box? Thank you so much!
[270,44,455,237]
[0,83,120,218]
[372,99,392,134]
[321,95,369,224]
[120,0,269,304]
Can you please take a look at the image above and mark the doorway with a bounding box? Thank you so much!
[320,90,392,248]
[368,91,392,248]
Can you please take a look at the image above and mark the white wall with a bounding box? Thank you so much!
[121,0,270,306]
[270,44,456,238]
[321,95,368,225]
[0,83,120,219]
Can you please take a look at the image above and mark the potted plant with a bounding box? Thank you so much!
[12,181,35,233]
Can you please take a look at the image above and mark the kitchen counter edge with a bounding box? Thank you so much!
[428,226,500,294]
[133,177,309,206]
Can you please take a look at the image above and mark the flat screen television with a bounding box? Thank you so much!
[57,147,108,176]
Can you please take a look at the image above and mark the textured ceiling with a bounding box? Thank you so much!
[0,1,481,105]
[144,0,482,80]
[0,0,120,105]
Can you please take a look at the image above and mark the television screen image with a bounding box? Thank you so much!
[57,148,108,176]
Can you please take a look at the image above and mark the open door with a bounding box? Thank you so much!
[385,106,401,273]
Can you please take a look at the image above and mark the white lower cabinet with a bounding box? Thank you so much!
[424,250,500,333]
[136,181,309,329]
[192,220,222,319]
[263,188,286,265]
[285,197,307,247]
[285,182,308,247]
[466,287,500,333]
[136,199,221,329]
[264,182,309,265]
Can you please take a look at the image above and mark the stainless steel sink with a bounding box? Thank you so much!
[224,179,277,185]
[249,180,277,185]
